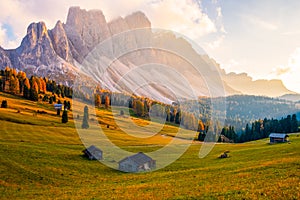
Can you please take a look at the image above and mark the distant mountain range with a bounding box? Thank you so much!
[0,7,297,101]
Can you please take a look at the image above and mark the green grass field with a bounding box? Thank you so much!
[0,92,299,199]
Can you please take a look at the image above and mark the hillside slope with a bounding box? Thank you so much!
[0,92,299,199]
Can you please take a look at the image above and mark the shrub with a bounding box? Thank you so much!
[1,100,8,108]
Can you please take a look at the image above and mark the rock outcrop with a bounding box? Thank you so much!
[48,20,72,62]
[64,6,111,62]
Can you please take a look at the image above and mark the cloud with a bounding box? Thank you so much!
[271,48,300,93]
[0,23,18,49]
[0,0,218,49]
[220,59,241,72]
[243,15,278,31]
[216,7,222,18]
[271,66,291,76]
[144,0,217,39]
[215,6,226,33]
[0,24,6,45]
[281,30,300,36]
[207,35,225,50]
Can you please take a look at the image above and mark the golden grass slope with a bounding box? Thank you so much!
[0,92,299,199]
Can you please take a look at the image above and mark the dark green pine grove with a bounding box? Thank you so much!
[238,114,299,143]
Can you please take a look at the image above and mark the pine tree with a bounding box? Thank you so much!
[0,79,3,92]
[175,110,181,124]
[62,110,68,123]
[166,107,170,121]
[82,105,89,129]
[57,109,61,116]
[63,100,68,110]
[291,114,298,133]
[52,95,56,102]
[67,101,71,110]
[198,132,206,141]
[23,78,30,99]
[286,115,292,133]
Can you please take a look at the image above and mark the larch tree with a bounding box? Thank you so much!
[23,78,30,99]
[95,94,101,108]
[135,100,145,117]
[30,81,39,101]
[105,95,110,109]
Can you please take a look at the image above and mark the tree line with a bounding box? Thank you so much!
[0,66,73,101]
[208,114,299,143]
[238,114,299,143]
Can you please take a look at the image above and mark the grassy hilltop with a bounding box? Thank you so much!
[0,92,299,199]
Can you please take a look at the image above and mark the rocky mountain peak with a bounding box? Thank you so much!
[15,21,57,68]
[48,20,71,62]
[124,11,151,29]
[24,21,49,48]
[0,7,296,97]
[64,6,110,60]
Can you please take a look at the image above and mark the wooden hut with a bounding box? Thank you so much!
[269,133,289,143]
[118,152,156,172]
[82,145,103,160]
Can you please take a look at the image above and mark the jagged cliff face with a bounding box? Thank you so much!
[48,20,72,62]
[0,7,295,98]
[16,22,57,66]
[64,7,110,62]
[0,47,12,67]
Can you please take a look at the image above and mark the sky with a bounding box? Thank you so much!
[0,0,300,93]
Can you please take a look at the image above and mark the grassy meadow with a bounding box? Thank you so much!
[0,92,299,199]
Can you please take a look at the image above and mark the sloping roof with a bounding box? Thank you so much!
[83,145,103,156]
[269,133,289,138]
[119,152,153,165]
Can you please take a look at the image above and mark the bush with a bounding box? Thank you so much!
[1,100,8,108]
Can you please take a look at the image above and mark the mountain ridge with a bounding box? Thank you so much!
[0,7,296,98]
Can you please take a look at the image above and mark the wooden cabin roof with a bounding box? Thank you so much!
[269,133,289,138]
[119,152,153,165]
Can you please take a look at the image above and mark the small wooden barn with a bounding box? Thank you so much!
[219,134,233,143]
[118,152,156,173]
[82,145,103,160]
[269,133,289,143]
